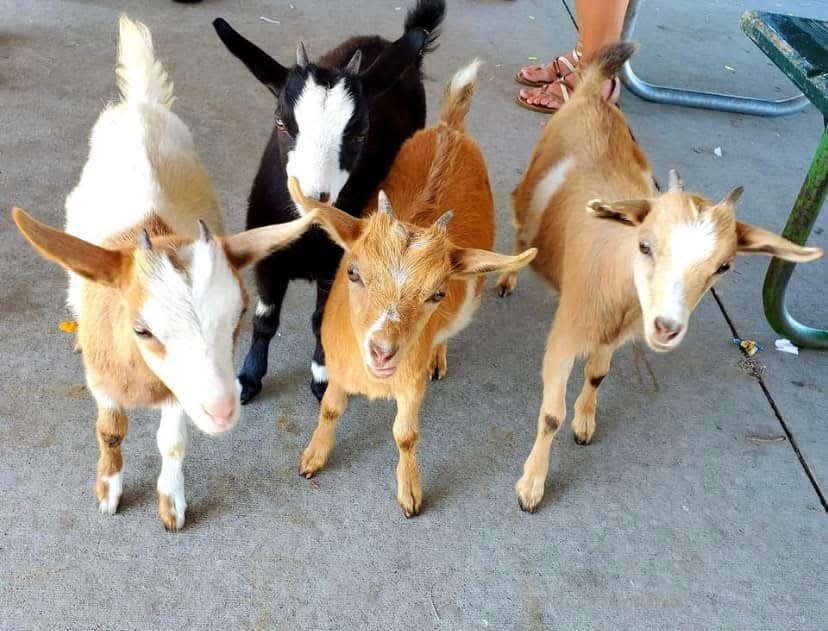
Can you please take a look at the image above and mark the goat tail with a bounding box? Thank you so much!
[404,0,445,55]
[115,15,175,108]
[439,58,482,133]
[575,41,637,100]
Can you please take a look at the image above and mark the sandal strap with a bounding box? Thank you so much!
[553,55,576,76]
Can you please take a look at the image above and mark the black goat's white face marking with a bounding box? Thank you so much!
[284,75,359,208]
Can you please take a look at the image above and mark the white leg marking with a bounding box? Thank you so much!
[255,299,274,317]
[311,360,329,384]
[156,404,188,530]
[98,472,123,515]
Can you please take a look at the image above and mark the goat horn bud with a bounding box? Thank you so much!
[378,190,394,216]
[345,49,362,74]
[138,229,152,251]
[296,41,308,67]
[668,169,684,192]
[197,219,212,243]
[434,210,454,231]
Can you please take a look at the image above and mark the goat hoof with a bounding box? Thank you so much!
[299,448,328,478]
[95,472,122,515]
[158,492,185,532]
[518,497,538,513]
[310,378,328,403]
[495,272,517,297]
[515,475,545,513]
[574,433,593,446]
[238,375,262,405]
[430,366,446,381]
[398,490,423,518]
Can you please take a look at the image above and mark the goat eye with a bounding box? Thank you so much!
[716,262,731,274]
[354,134,367,143]
[639,241,652,257]
[347,265,363,285]
[133,325,153,339]
[428,290,446,303]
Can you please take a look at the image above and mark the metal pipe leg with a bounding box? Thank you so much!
[620,0,809,116]
[762,125,828,349]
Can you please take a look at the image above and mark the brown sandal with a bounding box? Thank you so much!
[514,47,582,87]
[515,76,620,114]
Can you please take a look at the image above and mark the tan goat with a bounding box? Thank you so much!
[498,43,824,512]
[288,60,536,517]
[12,16,315,531]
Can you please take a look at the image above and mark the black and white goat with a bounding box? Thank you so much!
[213,0,445,404]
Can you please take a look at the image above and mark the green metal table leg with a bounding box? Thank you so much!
[762,123,828,349]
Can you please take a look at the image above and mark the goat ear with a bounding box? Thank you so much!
[213,18,288,97]
[221,212,317,269]
[586,199,651,226]
[359,29,427,96]
[735,222,823,263]
[12,208,127,286]
[286,176,362,249]
[451,247,537,278]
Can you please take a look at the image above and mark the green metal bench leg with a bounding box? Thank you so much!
[762,123,828,349]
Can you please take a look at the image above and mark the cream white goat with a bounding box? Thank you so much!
[13,16,314,530]
[499,43,824,512]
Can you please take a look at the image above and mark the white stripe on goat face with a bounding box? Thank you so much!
[286,77,354,206]
[137,240,243,434]
[650,217,717,323]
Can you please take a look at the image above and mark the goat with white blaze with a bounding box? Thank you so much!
[497,42,824,513]
[12,16,315,531]
[213,0,446,404]
[289,60,537,517]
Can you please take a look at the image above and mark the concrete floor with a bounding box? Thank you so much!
[1,0,826,628]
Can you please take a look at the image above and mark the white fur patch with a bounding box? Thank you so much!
[363,308,397,361]
[89,385,119,410]
[450,58,482,94]
[655,217,718,321]
[286,77,354,207]
[521,157,574,244]
[98,472,122,515]
[434,279,479,344]
[670,218,717,267]
[62,84,223,315]
[392,268,409,287]
[310,361,328,384]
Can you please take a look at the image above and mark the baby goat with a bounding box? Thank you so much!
[289,60,537,517]
[498,43,824,513]
[213,0,446,404]
[12,16,314,531]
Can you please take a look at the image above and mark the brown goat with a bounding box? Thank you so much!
[500,43,824,512]
[289,60,536,517]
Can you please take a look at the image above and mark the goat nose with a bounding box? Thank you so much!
[654,317,683,341]
[203,397,237,427]
[370,341,398,365]
[317,192,330,204]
